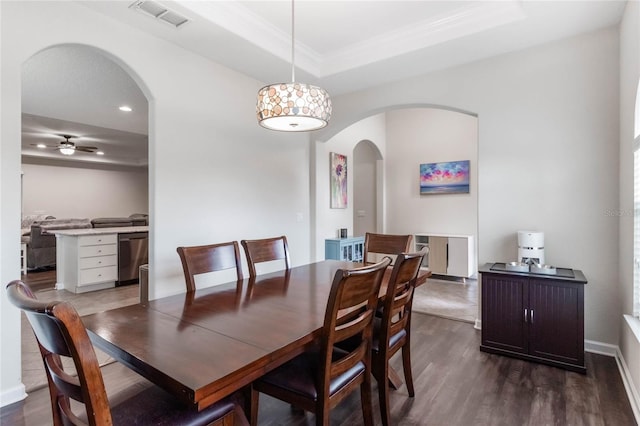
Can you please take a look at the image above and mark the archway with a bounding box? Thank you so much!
[353,140,383,236]
[19,43,151,394]
[314,106,479,323]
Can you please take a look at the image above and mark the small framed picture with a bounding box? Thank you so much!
[330,152,347,208]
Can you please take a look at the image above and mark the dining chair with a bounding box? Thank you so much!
[177,240,243,292]
[373,250,426,426]
[6,280,249,426]
[241,235,290,277]
[249,257,392,426]
[363,232,413,265]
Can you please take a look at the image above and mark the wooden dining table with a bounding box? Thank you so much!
[82,260,431,412]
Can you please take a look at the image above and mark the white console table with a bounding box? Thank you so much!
[414,233,474,278]
[51,226,148,293]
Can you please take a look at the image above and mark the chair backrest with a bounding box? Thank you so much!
[241,236,290,277]
[177,241,243,292]
[6,280,111,426]
[363,233,413,264]
[319,257,391,399]
[379,250,426,349]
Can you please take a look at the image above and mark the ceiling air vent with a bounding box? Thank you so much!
[129,1,190,29]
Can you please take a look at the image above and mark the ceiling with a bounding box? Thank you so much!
[22,0,627,166]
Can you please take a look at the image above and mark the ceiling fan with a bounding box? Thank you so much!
[33,135,98,156]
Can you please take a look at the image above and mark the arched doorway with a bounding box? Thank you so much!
[315,107,479,324]
[353,140,382,236]
[19,44,150,393]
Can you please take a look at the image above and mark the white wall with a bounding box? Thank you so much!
[318,28,620,347]
[1,1,311,405]
[314,114,386,259]
[384,108,478,253]
[21,161,148,219]
[619,0,640,408]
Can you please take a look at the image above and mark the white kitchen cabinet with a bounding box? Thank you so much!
[55,233,119,293]
[52,226,149,293]
[414,233,475,278]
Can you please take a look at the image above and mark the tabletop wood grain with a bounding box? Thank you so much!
[83,260,431,411]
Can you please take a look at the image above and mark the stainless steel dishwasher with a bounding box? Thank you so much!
[117,232,148,286]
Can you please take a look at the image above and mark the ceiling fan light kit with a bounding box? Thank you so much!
[256,0,331,132]
[30,135,100,156]
[59,144,75,155]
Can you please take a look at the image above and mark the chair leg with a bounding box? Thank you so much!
[361,373,375,426]
[316,403,330,426]
[250,386,260,426]
[401,344,415,397]
[377,361,391,426]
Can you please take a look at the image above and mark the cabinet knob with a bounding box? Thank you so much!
[531,309,534,324]
[524,308,528,323]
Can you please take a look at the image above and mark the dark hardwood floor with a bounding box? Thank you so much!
[2,271,636,425]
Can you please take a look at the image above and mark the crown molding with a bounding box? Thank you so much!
[321,1,526,77]
[179,1,524,79]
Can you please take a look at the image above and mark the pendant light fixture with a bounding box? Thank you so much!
[256,0,331,131]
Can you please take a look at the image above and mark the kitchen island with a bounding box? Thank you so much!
[51,226,148,293]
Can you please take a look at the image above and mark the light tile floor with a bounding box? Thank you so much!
[21,284,140,392]
[412,277,478,323]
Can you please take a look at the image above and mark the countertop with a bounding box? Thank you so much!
[50,226,149,236]
[414,232,473,239]
[479,262,587,284]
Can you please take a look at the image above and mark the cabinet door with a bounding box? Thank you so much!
[446,237,470,277]
[481,274,528,354]
[353,241,363,262]
[428,237,448,274]
[528,279,584,366]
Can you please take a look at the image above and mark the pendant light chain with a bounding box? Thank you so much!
[291,0,295,83]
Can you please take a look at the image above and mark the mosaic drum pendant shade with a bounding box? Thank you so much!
[256,0,331,132]
[257,82,332,131]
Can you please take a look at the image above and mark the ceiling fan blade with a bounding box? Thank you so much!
[76,147,97,152]
[29,143,58,148]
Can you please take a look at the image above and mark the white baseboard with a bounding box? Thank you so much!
[615,346,640,423]
[584,339,617,356]
[0,383,27,408]
[474,319,481,330]
[584,340,639,424]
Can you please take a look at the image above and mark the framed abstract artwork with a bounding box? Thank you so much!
[330,152,347,208]
[420,160,470,195]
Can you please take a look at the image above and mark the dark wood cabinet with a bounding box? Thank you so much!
[479,264,587,373]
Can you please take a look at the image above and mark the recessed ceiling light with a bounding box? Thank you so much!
[36,143,46,149]
[96,151,105,156]
[119,106,133,112]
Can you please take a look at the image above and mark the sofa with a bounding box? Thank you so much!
[25,218,92,269]
[91,213,148,228]
[23,213,149,270]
